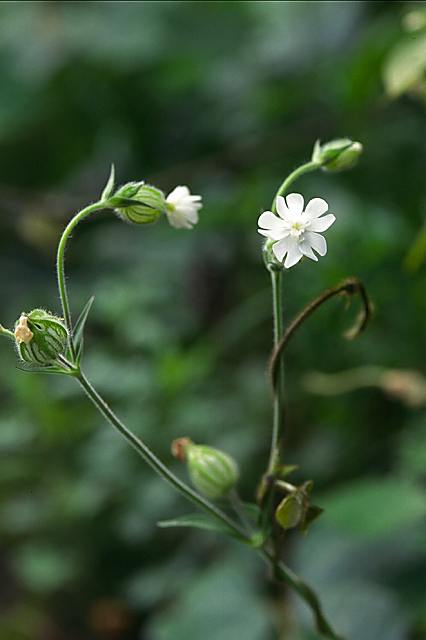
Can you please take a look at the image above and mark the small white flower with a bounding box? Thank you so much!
[166,186,202,230]
[258,193,336,269]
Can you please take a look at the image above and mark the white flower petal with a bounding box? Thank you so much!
[304,197,328,220]
[308,213,335,232]
[166,185,190,204]
[258,211,289,240]
[276,196,291,219]
[305,231,327,256]
[284,242,303,269]
[299,240,318,261]
[285,193,304,216]
[272,236,293,262]
[258,211,280,228]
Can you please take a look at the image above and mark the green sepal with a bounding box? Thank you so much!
[16,362,71,376]
[157,513,246,542]
[101,164,115,201]
[300,504,324,534]
[276,464,299,478]
[108,196,156,209]
[72,296,95,363]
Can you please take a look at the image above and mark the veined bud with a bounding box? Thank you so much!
[172,437,239,499]
[14,310,68,364]
[312,138,363,172]
[112,182,166,225]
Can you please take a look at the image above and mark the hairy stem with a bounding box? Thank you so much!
[76,370,248,540]
[267,269,285,475]
[56,201,105,360]
[271,161,320,213]
[0,325,15,340]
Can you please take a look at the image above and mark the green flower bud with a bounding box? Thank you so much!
[312,138,363,172]
[14,309,68,364]
[172,438,239,499]
[112,182,166,225]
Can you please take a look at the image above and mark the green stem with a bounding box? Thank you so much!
[56,201,106,360]
[271,161,319,213]
[76,370,248,540]
[267,269,285,475]
[260,549,345,640]
[266,159,322,471]
[0,325,15,341]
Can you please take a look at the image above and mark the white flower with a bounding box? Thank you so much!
[166,186,202,229]
[258,193,336,269]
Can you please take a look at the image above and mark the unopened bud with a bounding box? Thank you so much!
[15,310,68,364]
[275,493,304,530]
[172,438,239,499]
[312,138,363,172]
[112,182,166,225]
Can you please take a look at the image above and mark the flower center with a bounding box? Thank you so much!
[289,221,305,239]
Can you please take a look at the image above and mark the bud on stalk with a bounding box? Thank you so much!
[172,438,239,499]
[312,138,363,172]
[14,309,68,364]
[112,182,166,225]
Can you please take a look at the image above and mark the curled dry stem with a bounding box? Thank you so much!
[269,277,373,390]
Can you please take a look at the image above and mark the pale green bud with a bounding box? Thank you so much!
[312,138,363,172]
[112,182,166,225]
[275,493,304,530]
[14,309,68,364]
[172,438,239,500]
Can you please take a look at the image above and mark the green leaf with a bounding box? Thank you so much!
[101,163,115,201]
[383,33,426,98]
[72,296,95,362]
[158,513,245,541]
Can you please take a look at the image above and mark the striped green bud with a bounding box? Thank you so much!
[312,138,363,172]
[14,310,68,364]
[172,438,239,500]
[113,182,166,225]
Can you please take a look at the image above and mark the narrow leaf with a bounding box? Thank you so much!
[72,296,95,359]
[158,513,243,540]
[101,164,115,201]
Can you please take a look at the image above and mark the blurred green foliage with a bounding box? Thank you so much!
[0,2,425,640]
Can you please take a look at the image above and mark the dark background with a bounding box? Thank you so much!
[0,2,425,639]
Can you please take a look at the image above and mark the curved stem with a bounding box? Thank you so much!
[56,201,105,360]
[260,549,345,640]
[271,161,320,213]
[76,370,248,540]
